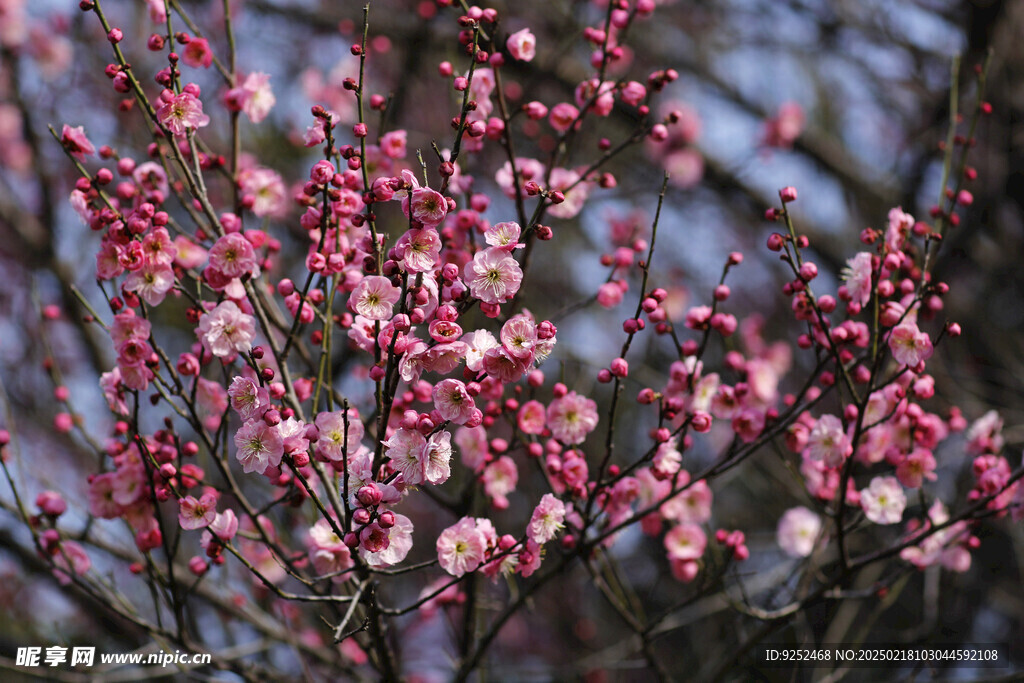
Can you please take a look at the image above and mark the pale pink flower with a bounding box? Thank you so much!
[860,476,906,525]
[547,167,590,219]
[314,409,365,461]
[99,369,129,416]
[124,260,175,306]
[462,329,499,372]
[238,167,286,217]
[234,419,283,474]
[437,517,487,576]
[433,379,477,424]
[663,148,705,189]
[362,513,413,567]
[231,72,276,124]
[351,275,400,321]
[803,415,853,468]
[455,426,489,471]
[145,0,166,23]
[664,523,707,561]
[111,465,146,507]
[482,455,518,509]
[495,157,545,200]
[422,431,453,485]
[178,494,217,530]
[482,346,530,384]
[228,375,269,421]
[546,391,599,445]
[776,506,821,558]
[885,207,915,254]
[88,473,123,519]
[484,221,523,251]
[464,247,523,304]
[209,233,259,280]
[423,341,470,376]
[158,92,211,136]
[506,28,536,61]
[133,161,170,198]
[841,252,874,307]
[197,301,256,358]
[667,481,712,524]
[528,493,566,544]
[209,509,238,541]
[385,428,427,485]
[966,410,1004,455]
[888,322,933,367]
[60,125,95,161]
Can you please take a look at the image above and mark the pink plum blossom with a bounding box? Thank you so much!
[197,301,256,359]
[528,493,566,544]
[888,322,933,367]
[351,276,400,321]
[776,506,821,558]
[506,28,536,61]
[464,247,523,304]
[234,419,284,474]
[664,523,707,561]
[157,92,211,136]
[437,517,487,576]
[803,415,853,468]
[860,476,907,525]
[546,391,599,445]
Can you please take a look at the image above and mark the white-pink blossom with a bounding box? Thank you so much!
[197,301,256,358]
[776,506,822,558]
[860,476,907,525]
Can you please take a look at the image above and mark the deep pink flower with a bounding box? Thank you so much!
[60,125,95,161]
[182,37,213,68]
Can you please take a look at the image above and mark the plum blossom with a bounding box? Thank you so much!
[124,261,175,306]
[228,375,269,421]
[546,391,599,445]
[528,494,566,544]
[506,28,536,61]
[422,431,453,485]
[197,301,256,358]
[437,517,488,576]
[234,419,283,474]
[888,322,933,367]
[803,415,853,468]
[179,494,217,530]
[776,506,821,558]
[464,247,523,304]
[362,514,414,567]
[209,233,259,280]
[157,92,210,136]
[229,72,276,124]
[60,125,95,161]
[664,523,706,561]
[351,276,400,321]
[841,252,873,307]
[385,428,427,485]
[484,221,523,251]
[315,409,365,461]
[482,456,518,509]
[409,187,448,227]
[860,476,906,525]
[432,379,477,424]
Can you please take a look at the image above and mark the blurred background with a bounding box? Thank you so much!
[0,0,1022,679]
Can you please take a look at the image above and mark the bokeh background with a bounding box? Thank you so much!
[0,0,1022,680]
